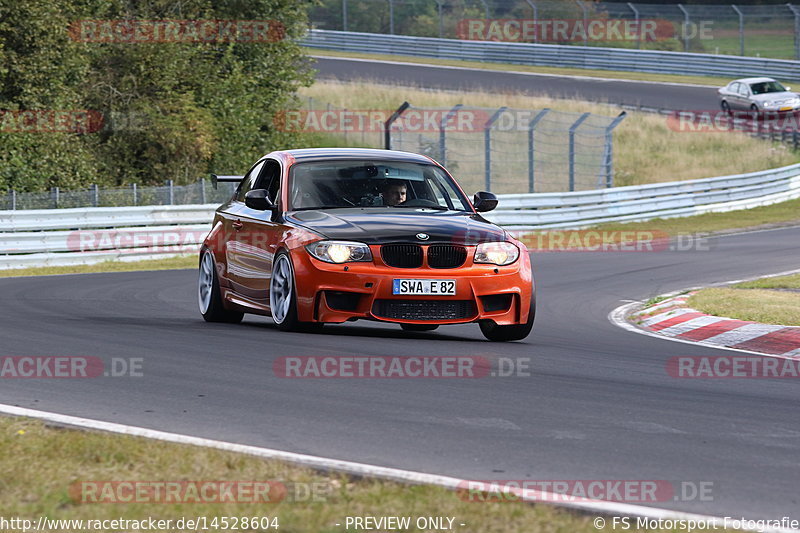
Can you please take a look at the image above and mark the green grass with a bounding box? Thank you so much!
[734,273,800,290]
[0,255,196,278]
[306,48,730,87]
[1,415,670,533]
[688,288,800,326]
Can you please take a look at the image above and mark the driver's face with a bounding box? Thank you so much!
[383,184,407,206]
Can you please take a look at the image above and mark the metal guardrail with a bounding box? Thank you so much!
[2,162,800,268]
[302,30,800,81]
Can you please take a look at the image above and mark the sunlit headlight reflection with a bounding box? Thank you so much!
[305,241,372,264]
[474,242,519,266]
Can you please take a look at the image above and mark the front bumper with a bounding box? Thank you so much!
[290,245,533,326]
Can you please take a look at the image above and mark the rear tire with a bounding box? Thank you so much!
[400,323,439,332]
[721,100,731,115]
[198,250,244,324]
[479,293,535,342]
[270,251,323,333]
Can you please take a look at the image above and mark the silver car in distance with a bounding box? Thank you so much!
[718,77,800,114]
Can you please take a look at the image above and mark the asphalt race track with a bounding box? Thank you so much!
[1,226,799,521]
[311,56,721,111]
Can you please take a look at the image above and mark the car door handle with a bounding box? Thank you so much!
[232,220,244,230]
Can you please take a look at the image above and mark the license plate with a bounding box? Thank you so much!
[780,106,793,111]
[393,279,456,295]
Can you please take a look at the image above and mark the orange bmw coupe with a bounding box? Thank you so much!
[198,148,534,341]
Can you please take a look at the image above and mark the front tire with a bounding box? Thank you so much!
[270,252,323,333]
[479,293,535,342]
[199,250,244,323]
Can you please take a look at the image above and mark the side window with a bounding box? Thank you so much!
[739,84,750,96]
[729,82,739,94]
[235,160,265,202]
[255,159,282,205]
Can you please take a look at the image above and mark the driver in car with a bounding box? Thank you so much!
[381,180,407,206]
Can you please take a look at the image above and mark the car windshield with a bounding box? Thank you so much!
[288,160,473,212]
[750,81,787,95]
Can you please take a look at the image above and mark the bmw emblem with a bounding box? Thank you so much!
[416,233,430,241]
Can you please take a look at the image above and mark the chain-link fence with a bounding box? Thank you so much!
[0,180,237,211]
[309,0,800,59]
[389,104,626,194]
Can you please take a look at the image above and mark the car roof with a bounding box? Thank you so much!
[732,77,777,84]
[267,148,436,165]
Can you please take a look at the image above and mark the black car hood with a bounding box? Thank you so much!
[285,208,506,245]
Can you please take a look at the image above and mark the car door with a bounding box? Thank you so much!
[738,83,752,110]
[223,159,265,298]
[725,82,740,109]
[228,159,287,306]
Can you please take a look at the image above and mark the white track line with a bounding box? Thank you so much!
[0,403,788,531]
[309,55,719,88]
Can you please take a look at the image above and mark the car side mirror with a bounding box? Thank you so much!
[244,189,275,211]
[473,191,498,212]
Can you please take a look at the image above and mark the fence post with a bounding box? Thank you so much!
[439,104,463,166]
[789,4,800,60]
[132,183,138,206]
[603,112,627,188]
[576,0,589,46]
[91,183,99,207]
[384,101,410,149]
[51,186,59,208]
[568,113,591,192]
[483,107,507,192]
[9,190,16,211]
[167,179,174,205]
[527,108,550,193]
[478,0,489,20]
[524,0,538,43]
[435,0,444,38]
[677,4,690,52]
[200,178,207,204]
[627,3,640,49]
[388,0,395,34]
[731,5,744,56]
[342,0,348,31]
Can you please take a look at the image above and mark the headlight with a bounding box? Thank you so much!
[764,102,777,108]
[474,242,519,266]
[305,240,372,264]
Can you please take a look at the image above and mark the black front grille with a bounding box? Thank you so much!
[381,244,423,268]
[427,245,467,268]
[372,299,476,320]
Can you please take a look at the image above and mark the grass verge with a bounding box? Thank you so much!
[306,48,731,87]
[733,272,800,290]
[687,287,800,326]
[0,256,196,278]
[2,415,662,533]
[300,80,798,188]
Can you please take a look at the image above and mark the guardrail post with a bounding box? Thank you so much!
[51,187,59,208]
[166,179,174,205]
[483,106,507,192]
[132,183,137,206]
[342,0,348,31]
[9,190,16,211]
[199,178,206,204]
[569,113,591,192]
[524,0,538,43]
[527,108,550,193]
[627,3,640,49]
[576,0,589,46]
[603,111,627,188]
[439,104,463,166]
[384,101,410,149]
[789,4,800,60]
[677,4,690,52]
[91,184,99,207]
[731,5,744,56]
